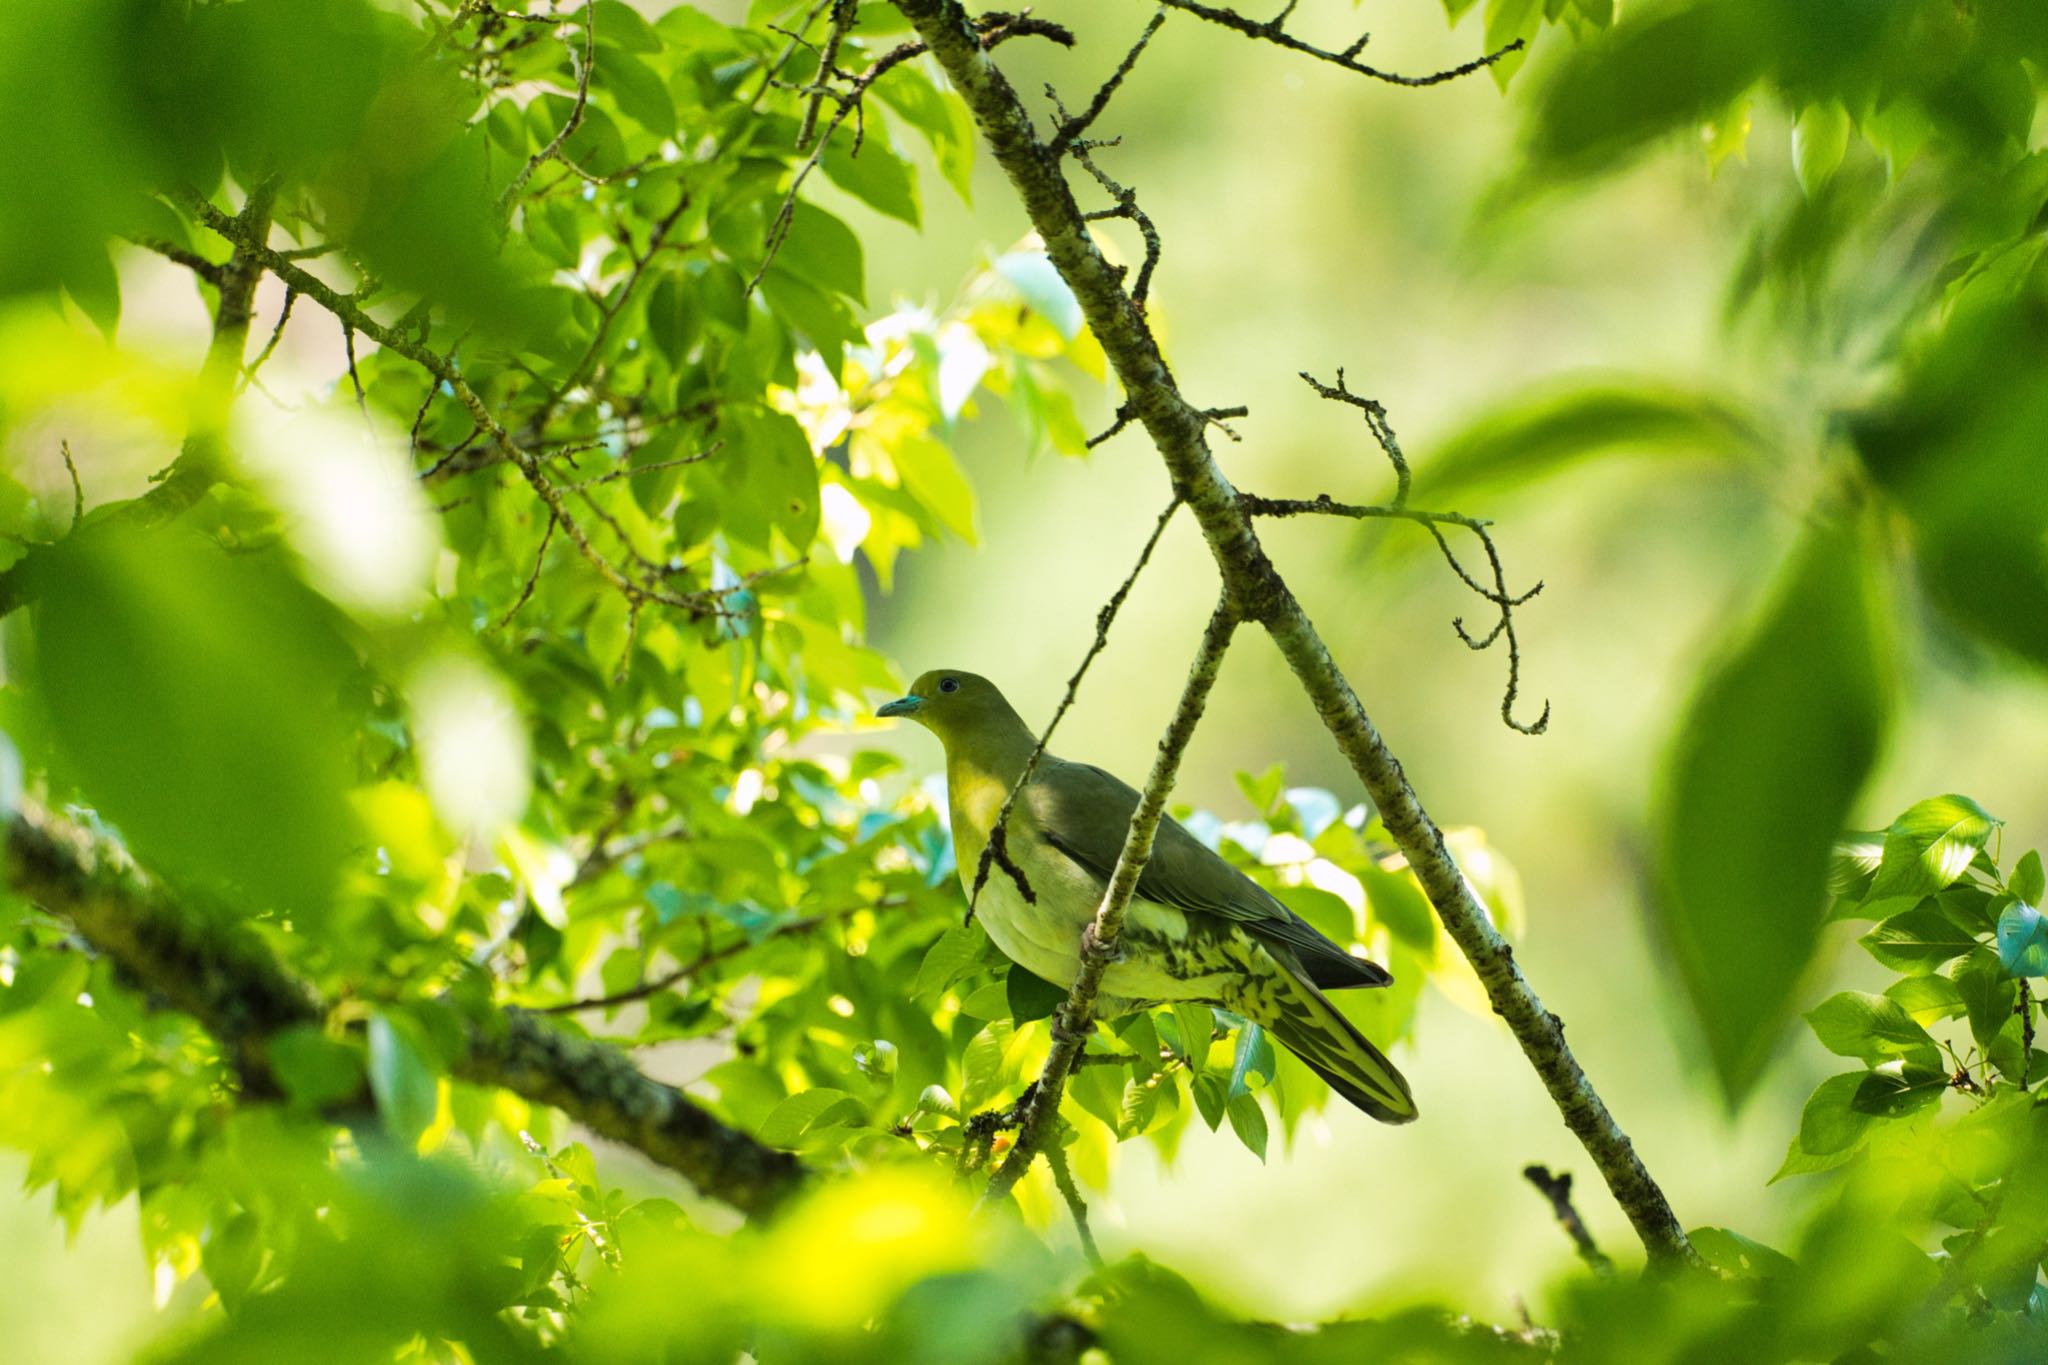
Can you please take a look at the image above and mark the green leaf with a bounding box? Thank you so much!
[1357,864,1436,950]
[1227,1023,1275,1100]
[1419,379,1772,503]
[1524,2,1765,176]
[1995,900,2048,979]
[726,409,820,550]
[889,434,977,542]
[992,251,1082,340]
[1883,975,1964,1026]
[822,131,919,226]
[1269,885,1355,946]
[756,1087,865,1149]
[595,45,677,137]
[960,1024,1006,1112]
[1792,100,1852,196]
[1191,1071,1227,1130]
[1827,831,1886,905]
[1688,1226,1794,1280]
[1803,991,1937,1066]
[773,201,865,304]
[31,528,360,914]
[2012,850,2045,907]
[912,924,990,1000]
[1869,795,2000,899]
[1482,0,1542,89]
[1168,1003,1212,1076]
[869,64,975,202]
[1006,964,1065,1024]
[592,0,661,52]
[1952,949,2018,1049]
[1860,905,1980,975]
[1852,296,2048,670]
[1654,518,1892,1104]
[1796,1072,1877,1157]
[1224,1092,1268,1162]
[268,1027,365,1111]
[368,1011,440,1143]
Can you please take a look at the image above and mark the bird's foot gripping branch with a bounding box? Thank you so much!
[888,0,1694,1265]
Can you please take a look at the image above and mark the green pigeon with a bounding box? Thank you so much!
[879,669,1416,1124]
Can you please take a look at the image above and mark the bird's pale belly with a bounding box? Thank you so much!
[964,842,1231,1011]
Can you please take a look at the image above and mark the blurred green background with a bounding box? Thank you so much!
[7,0,2047,1355]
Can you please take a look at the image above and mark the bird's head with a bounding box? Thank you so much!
[876,669,1026,751]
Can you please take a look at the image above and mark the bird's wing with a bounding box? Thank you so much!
[1026,757,1391,991]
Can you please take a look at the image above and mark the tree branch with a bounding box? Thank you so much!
[1153,0,1525,87]
[892,0,1694,1265]
[3,804,806,1219]
[1523,1163,1613,1274]
[985,597,1237,1203]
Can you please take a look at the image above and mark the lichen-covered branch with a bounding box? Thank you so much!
[892,0,1694,1264]
[984,598,1237,1202]
[3,805,806,1219]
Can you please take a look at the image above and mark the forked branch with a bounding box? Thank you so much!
[892,0,1693,1265]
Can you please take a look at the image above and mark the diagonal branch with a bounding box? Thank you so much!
[497,0,595,212]
[984,597,1237,1203]
[1154,0,1526,87]
[892,0,1693,1266]
[4,804,806,1218]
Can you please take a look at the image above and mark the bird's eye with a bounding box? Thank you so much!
[938,677,960,694]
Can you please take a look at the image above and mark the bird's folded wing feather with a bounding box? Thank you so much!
[1026,758,1391,991]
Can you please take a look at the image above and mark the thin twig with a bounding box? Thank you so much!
[59,441,83,530]
[1523,1165,1613,1274]
[500,513,557,629]
[984,597,1237,1204]
[537,903,889,1014]
[498,0,595,212]
[1300,369,1408,510]
[1045,1136,1104,1267]
[559,445,721,492]
[526,189,693,437]
[341,318,370,420]
[1154,0,1525,87]
[797,0,859,148]
[121,233,226,288]
[968,499,1180,921]
[245,285,297,387]
[1241,492,1548,735]
[750,13,1075,295]
[1048,8,1166,157]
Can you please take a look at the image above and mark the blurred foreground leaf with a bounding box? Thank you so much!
[1655,515,1893,1104]
[28,527,359,914]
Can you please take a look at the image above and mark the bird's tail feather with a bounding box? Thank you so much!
[1244,964,1417,1125]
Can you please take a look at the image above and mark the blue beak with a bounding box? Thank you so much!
[877,694,923,719]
